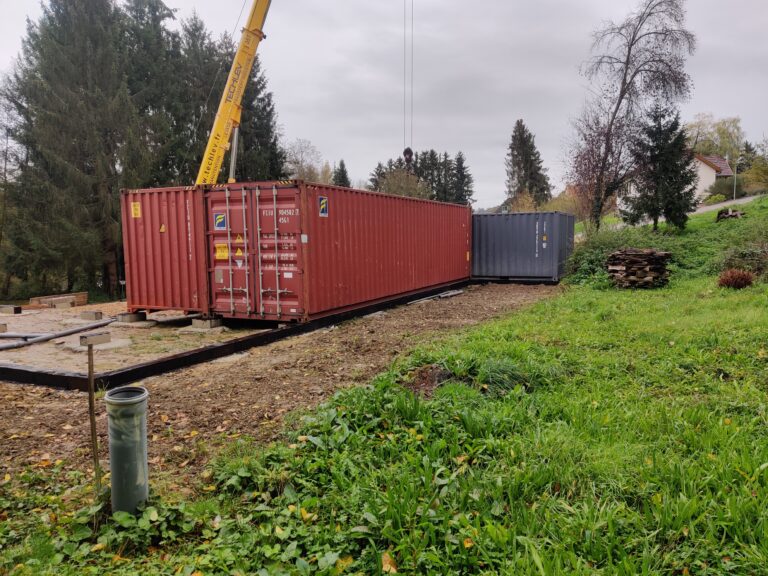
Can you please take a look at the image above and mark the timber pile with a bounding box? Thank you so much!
[716,208,745,222]
[29,292,88,308]
[607,249,671,289]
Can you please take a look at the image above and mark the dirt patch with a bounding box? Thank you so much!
[403,364,454,398]
[0,304,263,373]
[0,283,559,490]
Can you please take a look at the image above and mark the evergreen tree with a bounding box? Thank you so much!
[235,56,287,181]
[738,141,757,174]
[5,0,146,296]
[433,153,455,202]
[122,0,182,186]
[369,150,474,204]
[368,162,386,191]
[623,104,697,230]
[172,14,224,184]
[451,152,474,204]
[332,159,351,187]
[505,119,551,207]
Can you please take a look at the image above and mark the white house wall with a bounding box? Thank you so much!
[695,160,717,200]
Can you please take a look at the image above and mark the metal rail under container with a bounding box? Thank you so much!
[471,212,575,283]
[0,281,468,392]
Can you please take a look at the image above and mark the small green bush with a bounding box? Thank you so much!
[705,176,745,200]
[703,194,726,206]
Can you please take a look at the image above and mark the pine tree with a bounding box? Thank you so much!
[369,150,474,204]
[332,159,351,187]
[623,104,697,230]
[368,163,387,191]
[122,0,182,186]
[505,119,551,207]
[738,141,757,174]
[234,56,287,181]
[433,153,455,202]
[451,152,474,204]
[5,0,145,296]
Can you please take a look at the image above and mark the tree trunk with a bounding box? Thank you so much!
[103,248,119,299]
[1,272,10,299]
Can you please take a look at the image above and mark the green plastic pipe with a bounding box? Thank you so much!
[104,386,149,514]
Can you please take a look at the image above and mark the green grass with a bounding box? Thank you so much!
[3,199,768,575]
[574,215,621,236]
[569,197,768,286]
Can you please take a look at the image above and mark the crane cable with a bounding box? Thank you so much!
[403,0,414,151]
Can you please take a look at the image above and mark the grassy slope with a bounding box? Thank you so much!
[3,200,768,575]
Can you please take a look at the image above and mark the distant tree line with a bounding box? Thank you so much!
[369,150,474,204]
[0,0,287,298]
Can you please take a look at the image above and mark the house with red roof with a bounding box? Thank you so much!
[694,154,733,201]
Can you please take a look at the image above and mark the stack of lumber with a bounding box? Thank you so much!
[716,208,745,222]
[606,249,671,289]
[29,292,88,308]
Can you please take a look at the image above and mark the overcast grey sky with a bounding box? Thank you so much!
[1,1,765,208]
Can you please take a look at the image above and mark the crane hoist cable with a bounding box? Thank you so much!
[403,0,415,168]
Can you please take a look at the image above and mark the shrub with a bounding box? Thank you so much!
[703,194,726,206]
[718,268,754,289]
[721,242,768,279]
[705,176,745,200]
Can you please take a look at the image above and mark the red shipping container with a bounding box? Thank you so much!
[122,181,471,322]
[121,187,210,316]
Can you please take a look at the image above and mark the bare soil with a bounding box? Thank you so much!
[0,283,558,491]
[0,303,263,373]
[403,364,455,398]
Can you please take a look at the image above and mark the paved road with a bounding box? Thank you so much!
[693,195,763,215]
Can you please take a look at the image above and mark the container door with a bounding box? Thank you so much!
[208,188,254,317]
[250,185,304,321]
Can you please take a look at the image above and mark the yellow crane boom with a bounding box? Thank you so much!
[196,0,272,185]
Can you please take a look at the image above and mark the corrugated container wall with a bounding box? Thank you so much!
[122,181,471,322]
[472,212,575,282]
[121,187,210,315]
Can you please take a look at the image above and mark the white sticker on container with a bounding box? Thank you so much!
[284,272,294,279]
[301,234,309,244]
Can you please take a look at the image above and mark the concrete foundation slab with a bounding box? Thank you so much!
[192,318,223,329]
[63,338,132,353]
[80,311,104,321]
[116,312,147,323]
[111,321,158,329]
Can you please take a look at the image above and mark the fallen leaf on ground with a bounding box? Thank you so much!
[381,551,398,573]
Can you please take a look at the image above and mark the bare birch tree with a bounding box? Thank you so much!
[573,0,696,228]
